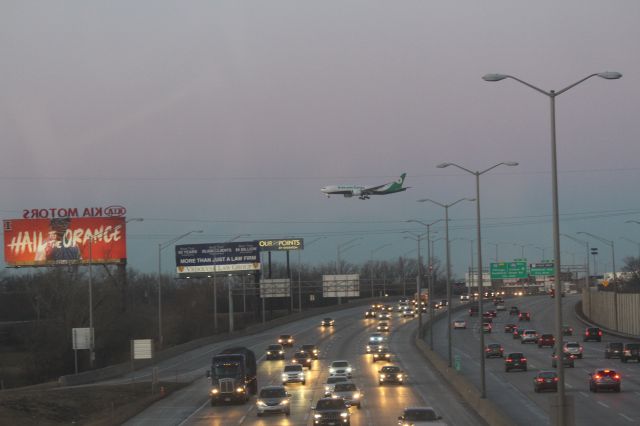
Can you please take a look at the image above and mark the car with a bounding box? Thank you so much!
[313,397,351,425]
[563,342,583,359]
[321,318,335,327]
[538,334,555,348]
[584,327,602,342]
[453,319,467,329]
[621,343,640,363]
[468,305,479,316]
[265,344,285,360]
[482,312,493,321]
[278,334,295,347]
[485,343,504,358]
[487,309,497,317]
[460,294,470,302]
[364,310,376,319]
[552,351,575,368]
[439,299,448,307]
[562,325,574,336]
[493,297,504,305]
[330,382,362,409]
[256,386,291,417]
[495,303,506,311]
[329,360,353,378]
[372,348,392,363]
[589,369,621,392]
[397,407,445,425]
[520,330,539,344]
[513,328,525,340]
[504,323,517,333]
[324,376,350,396]
[518,312,531,321]
[505,352,527,372]
[366,333,385,352]
[292,351,313,369]
[379,365,405,385]
[482,322,492,333]
[378,312,391,320]
[377,321,390,332]
[604,342,624,359]
[533,371,558,393]
[509,306,520,316]
[300,344,320,360]
[402,308,416,318]
[383,304,394,312]
[282,364,305,385]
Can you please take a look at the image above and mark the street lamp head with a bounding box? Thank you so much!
[436,163,451,169]
[504,161,519,167]
[482,73,508,82]
[597,71,622,80]
[465,197,477,202]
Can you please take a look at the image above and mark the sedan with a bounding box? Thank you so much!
[379,365,405,385]
[372,349,392,363]
[504,323,517,333]
[533,371,558,393]
[552,351,575,368]
[482,322,492,333]
[564,342,583,359]
[485,343,504,358]
[562,325,573,336]
[538,334,555,348]
[453,319,467,329]
[321,318,335,327]
[331,381,362,409]
[518,312,531,321]
[397,407,446,425]
[291,351,313,369]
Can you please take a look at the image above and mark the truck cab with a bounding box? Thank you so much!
[207,347,257,405]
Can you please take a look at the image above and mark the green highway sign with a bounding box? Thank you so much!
[490,261,528,279]
[530,262,555,276]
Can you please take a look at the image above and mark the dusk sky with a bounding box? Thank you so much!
[2,1,640,278]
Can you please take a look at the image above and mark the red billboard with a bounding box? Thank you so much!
[3,217,127,266]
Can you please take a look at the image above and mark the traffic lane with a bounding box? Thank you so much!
[124,305,369,425]
[439,295,640,425]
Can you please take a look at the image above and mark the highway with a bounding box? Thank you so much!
[121,304,484,426]
[431,294,640,425]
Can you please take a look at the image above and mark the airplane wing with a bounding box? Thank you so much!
[360,184,386,195]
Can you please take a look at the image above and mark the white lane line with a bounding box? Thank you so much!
[177,399,210,426]
[237,414,247,424]
[620,413,634,422]
[579,392,590,398]
[565,383,573,389]
[597,401,610,408]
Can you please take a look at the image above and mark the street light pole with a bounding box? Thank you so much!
[417,198,474,367]
[157,230,203,348]
[484,70,621,425]
[404,231,426,340]
[437,161,519,399]
[370,243,392,298]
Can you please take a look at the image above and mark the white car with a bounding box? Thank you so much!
[453,319,467,329]
[520,330,539,344]
[329,360,353,378]
[330,381,362,409]
[256,386,290,416]
[460,294,470,302]
[563,341,584,359]
[281,364,305,385]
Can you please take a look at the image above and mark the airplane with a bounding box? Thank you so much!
[321,173,409,200]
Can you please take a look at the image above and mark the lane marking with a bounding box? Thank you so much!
[177,399,210,426]
[620,413,634,422]
[597,401,610,408]
[579,391,590,398]
[565,383,573,389]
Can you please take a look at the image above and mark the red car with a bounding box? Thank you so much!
[518,312,531,321]
[538,334,555,348]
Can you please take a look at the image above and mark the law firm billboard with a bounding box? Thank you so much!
[175,241,260,276]
[3,217,127,266]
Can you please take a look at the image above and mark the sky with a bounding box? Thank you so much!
[2,1,640,279]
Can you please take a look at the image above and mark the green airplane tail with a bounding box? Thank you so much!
[388,173,407,191]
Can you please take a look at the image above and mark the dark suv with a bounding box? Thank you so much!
[583,327,602,342]
[505,352,528,372]
[509,306,520,316]
[292,351,313,369]
[604,342,624,359]
[313,397,351,425]
[621,343,640,363]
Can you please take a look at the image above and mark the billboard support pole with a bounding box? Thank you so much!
[228,276,234,333]
[88,238,94,368]
[213,272,218,332]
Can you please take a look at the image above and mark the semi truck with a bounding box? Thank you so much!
[207,346,257,405]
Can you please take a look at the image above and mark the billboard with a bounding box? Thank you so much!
[322,274,360,298]
[257,238,304,251]
[175,241,260,276]
[3,217,127,266]
[260,279,291,298]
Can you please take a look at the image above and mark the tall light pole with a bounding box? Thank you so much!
[158,230,203,348]
[298,237,325,311]
[407,219,443,347]
[370,243,392,298]
[437,161,518,398]
[87,217,143,368]
[403,231,427,341]
[534,246,547,261]
[578,231,618,331]
[417,197,474,367]
[513,243,532,259]
[484,71,621,424]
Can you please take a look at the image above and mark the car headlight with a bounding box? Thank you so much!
[325,385,330,392]
[307,358,312,362]
[340,412,348,418]
[281,399,289,404]
[279,351,284,354]
[330,368,336,373]
[282,374,287,379]
[385,354,390,358]
[346,367,352,372]
[211,388,219,394]
[398,375,403,380]
[236,387,245,393]
[257,400,266,406]
[314,413,322,419]
[379,374,385,379]
[267,351,272,355]
[353,392,361,399]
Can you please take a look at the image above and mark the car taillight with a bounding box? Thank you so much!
[521,358,527,362]
[506,358,512,362]
[485,348,490,352]
[598,331,602,336]
[554,377,559,382]
[594,375,601,380]
[585,331,589,336]
[614,374,621,380]
[536,378,544,383]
